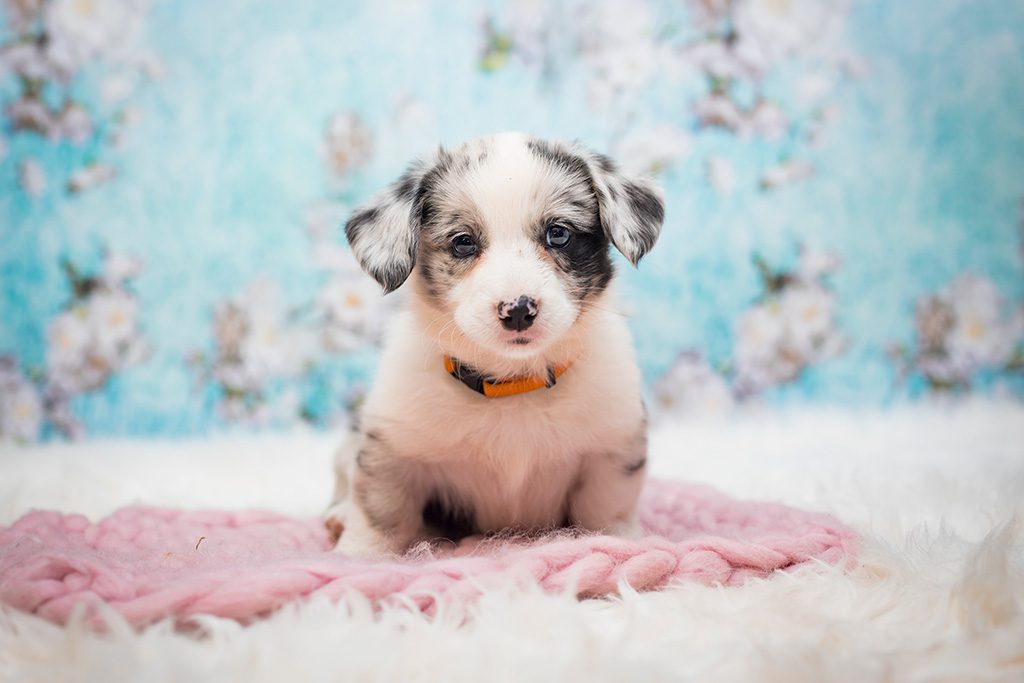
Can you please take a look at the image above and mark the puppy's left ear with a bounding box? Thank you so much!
[344,158,432,294]
[580,149,665,265]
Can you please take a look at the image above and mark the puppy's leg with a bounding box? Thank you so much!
[323,432,358,542]
[569,429,647,538]
[333,431,424,558]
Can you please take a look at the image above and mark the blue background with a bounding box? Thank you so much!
[1,0,1022,438]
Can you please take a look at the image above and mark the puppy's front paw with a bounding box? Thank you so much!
[322,500,351,543]
[334,528,401,560]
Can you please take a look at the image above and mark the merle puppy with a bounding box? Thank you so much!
[325,132,664,557]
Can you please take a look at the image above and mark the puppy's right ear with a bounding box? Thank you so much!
[344,159,431,294]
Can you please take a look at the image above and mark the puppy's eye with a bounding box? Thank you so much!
[451,233,478,258]
[545,224,572,249]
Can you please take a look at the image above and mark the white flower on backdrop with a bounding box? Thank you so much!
[0,357,44,444]
[45,253,148,401]
[706,155,737,195]
[655,246,846,414]
[732,248,846,396]
[576,0,666,114]
[732,0,847,75]
[651,350,735,417]
[482,0,854,188]
[192,105,395,427]
[306,202,392,355]
[0,251,149,440]
[321,111,373,187]
[18,158,46,197]
[760,158,814,190]
[613,124,692,176]
[0,0,158,196]
[895,274,1024,391]
[68,162,117,194]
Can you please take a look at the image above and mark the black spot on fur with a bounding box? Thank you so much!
[422,495,477,542]
[414,163,449,228]
[594,153,617,174]
[343,206,381,246]
[621,180,664,262]
[378,262,415,295]
[527,138,590,179]
[417,253,442,301]
[354,480,400,533]
[394,171,418,203]
[548,221,614,301]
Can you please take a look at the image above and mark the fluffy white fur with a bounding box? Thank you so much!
[336,298,644,544]
[1,402,1022,682]
[331,133,660,556]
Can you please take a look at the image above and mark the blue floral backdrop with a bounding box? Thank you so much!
[1,0,1022,441]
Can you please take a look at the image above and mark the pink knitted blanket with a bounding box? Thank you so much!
[0,479,856,628]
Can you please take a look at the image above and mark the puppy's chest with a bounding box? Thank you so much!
[387,382,626,466]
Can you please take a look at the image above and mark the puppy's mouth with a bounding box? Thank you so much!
[509,337,532,345]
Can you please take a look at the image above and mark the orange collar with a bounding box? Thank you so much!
[444,356,571,398]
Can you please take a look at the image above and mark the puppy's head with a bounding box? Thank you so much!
[344,132,663,359]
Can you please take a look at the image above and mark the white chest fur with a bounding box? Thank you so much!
[359,308,645,531]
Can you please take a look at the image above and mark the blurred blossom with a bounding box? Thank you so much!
[19,158,46,197]
[679,40,747,81]
[43,0,147,73]
[479,0,551,72]
[1,0,155,196]
[577,0,662,112]
[779,285,836,356]
[694,92,746,133]
[8,96,56,137]
[796,246,841,282]
[101,251,142,286]
[694,94,789,141]
[613,125,691,175]
[0,357,44,443]
[57,102,94,144]
[0,41,57,81]
[322,111,373,181]
[734,304,789,385]
[2,253,150,439]
[797,71,836,106]
[68,163,116,193]
[733,252,845,395]
[47,309,98,393]
[900,274,1023,390]
[732,0,848,76]
[45,258,148,400]
[200,280,319,424]
[706,156,737,195]
[318,273,388,353]
[481,0,852,192]
[684,0,732,32]
[749,100,788,141]
[3,0,45,32]
[760,158,813,190]
[652,351,735,417]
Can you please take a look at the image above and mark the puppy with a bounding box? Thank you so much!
[325,132,664,558]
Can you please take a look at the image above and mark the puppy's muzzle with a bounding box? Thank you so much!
[498,295,538,332]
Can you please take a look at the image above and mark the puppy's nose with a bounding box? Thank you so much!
[498,295,538,332]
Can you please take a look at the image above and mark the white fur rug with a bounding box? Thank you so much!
[1,402,1022,682]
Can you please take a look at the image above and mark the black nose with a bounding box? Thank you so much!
[498,295,538,332]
